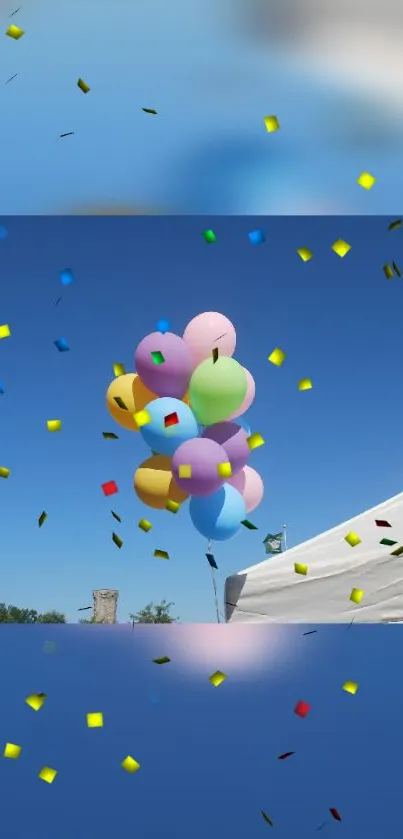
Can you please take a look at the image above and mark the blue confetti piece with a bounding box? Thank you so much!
[54,338,70,352]
[0,225,8,240]
[60,269,74,286]
[248,229,265,245]
[155,318,171,334]
[0,382,4,394]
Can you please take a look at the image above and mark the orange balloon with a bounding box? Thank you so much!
[134,454,189,510]
[106,373,157,431]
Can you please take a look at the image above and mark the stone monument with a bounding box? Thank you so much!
[92,589,119,624]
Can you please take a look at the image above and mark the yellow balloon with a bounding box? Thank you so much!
[134,454,189,510]
[106,373,157,431]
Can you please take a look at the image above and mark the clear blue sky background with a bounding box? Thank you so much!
[1,215,403,622]
[0,623,401,839]
[1,0,403,214]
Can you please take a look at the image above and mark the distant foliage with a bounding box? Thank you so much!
[129,600,179,624]
[0,603,66,623]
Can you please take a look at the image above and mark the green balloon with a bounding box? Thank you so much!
[189,357,247,425]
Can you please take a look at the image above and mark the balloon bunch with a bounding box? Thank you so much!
[106,312,264,542]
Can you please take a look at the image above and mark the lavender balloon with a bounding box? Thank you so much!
[201,421,250,476]
[172,438,227,496]
[134,331,193,398]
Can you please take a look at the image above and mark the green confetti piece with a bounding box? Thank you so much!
[38,511,47,528]
[380,538,397,546]
[151,350,165,365]
[241,519,258,530]
[203,229,216,243]
[112,532,123,549]
[153,656,171,665]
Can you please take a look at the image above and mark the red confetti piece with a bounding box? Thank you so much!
[375,519,391,527]
[164,412,179,428]
[329,808,342,822]
[278,751,295,760]
[101,480,118,496]
[294,700,310,718]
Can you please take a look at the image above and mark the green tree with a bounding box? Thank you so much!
[129,600,179,624]
[0,603,66,623]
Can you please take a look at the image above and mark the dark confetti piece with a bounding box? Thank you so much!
[302,629,317,635]
[142,107,157,114]
[241,519,258,530]
[38,511,47,527]
[212,347,219,363]
[154,549,169,559]
[153,656,171,665]
[388,219,402,230]
[5,73,18,84]
[77,606,92,611]
[393,261,401,277]
[102,432,118,439]
[60,132,75,138]
[375,519,391,527]
[278,751,295,760]
[329,808,342,822]
[380,538,397,546]
[261,811,274,827]
[114,396,127,410]
[390,545,403,556]
[112,532,123,548]
[111,511,122,523]
[206,552,218,570]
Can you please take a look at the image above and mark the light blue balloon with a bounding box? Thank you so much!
[140,397,199,456]
[189,483,246,542]
[234,416,251,437]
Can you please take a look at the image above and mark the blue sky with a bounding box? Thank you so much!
[0,623,401,839]
[1,215,403,622]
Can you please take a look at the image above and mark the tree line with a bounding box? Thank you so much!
[0,600,178,623]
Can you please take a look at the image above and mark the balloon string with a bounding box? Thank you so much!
[207,540,221,623]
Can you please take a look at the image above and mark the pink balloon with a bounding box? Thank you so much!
[228,368,255,420]
[227,465,264,513]
[183,312,236,368]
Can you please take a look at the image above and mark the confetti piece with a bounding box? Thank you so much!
[298,378,312,391]
[59,131,74,138]
[60,269,74,285]
[122,755,141,772]
[0,467,10,478]
[102,432,118,439]
[294,563,308,575]
[297,247,313,262]
[38,766,57,784]
[393,261,402,277]
[86,712,103,728]
[164,412,179,428]
[357,171,376,190]
[166,499,180,513]
[294,700,310,718]
[303,629,317,635]
[6,24,24,38]
[278,751,295,760]
[113,363,125,377]
[138,518,152,532]
[151,351,165,365]
[217,462,232,478]
[331,239,351,258]
[329,808,342,822]
[77,78,90,93]
[142,107,157,115]
[241,519,258,530]
[38,511,47,528]
[383,263,394,279]
[154,549,169,559]
[342,680,358,695]
[388,219,402,231]
[263,115,279,133]
[111,511,121,523]
[133,409,151,427]
[178,464,192,478]
[3,743,22,759]
[101,480,118,496]
[155,318,170,333]
[0,324,11,339]
[206,552,218,570]
[247,433,265,450]
[25,693,46,711]
[114,396,128,410]
[248,229,265,244]
[376,519,391,527]
[0,382,4,394]
[350,588,363,604]
[209,671,227,687]
[261,811,274,826]
[203,229,216,243]
[212,347,219,364]
[390,545,403,556]
[153,656,171,665]
[380,538,397,546]
[345,531,361,547]
[268,347,286,366]
[112,532,123,549]
[54,338,69,352]
[47,419,62,432]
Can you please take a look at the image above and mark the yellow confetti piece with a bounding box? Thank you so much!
[209,671,227,687]
[138,518,152,532]
[342,680,359,695]
[121,755,141,773]
[357,171,376,190]
[6,25,24,40]
[77,77,90,93]
[86,712,103,728]
[345,532,361,548]
[331,239,351,258]
[166,499,180,513]
[297,247,313,262]
[0,324,11,339]
[38,766,57,784]
[0,467,10,478]
[264,115,279,133]
[178,464,192,478]
[350,588,363,604]
[47,420,62,432]
[3,743,22,759]
[25,693,46,711]
[247,433,265,450]
[217,462,232,478]
[154,549,169,559]
[298,378,312,391]
[268,347,286,367]
[133,409,151,427]
[294,563,308,575]
[113,363,126,377]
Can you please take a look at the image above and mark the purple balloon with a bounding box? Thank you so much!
[134,331,193,398]
[201,421,250,476]
[172,438,227,496]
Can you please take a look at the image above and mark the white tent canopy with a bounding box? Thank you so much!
[224,491,403,623]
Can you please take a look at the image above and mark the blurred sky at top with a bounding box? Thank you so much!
[1,0,402,214]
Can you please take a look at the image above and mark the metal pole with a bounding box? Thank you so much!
[283,524,287,552]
